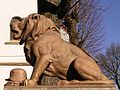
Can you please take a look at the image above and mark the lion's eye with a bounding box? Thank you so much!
[33,16,38,20]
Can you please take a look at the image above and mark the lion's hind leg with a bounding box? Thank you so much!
[73,58,108,81]
[57,79,113,85]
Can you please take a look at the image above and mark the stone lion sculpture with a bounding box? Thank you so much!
[10,13,113,86]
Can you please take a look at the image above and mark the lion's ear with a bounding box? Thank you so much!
[19,18,35,44]
[31,15,51,39]
[31,15,59,40]
[31,20,42,39]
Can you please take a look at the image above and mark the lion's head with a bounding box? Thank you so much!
[10,13,59,44]
[19,13,59,45]
[10,16,24,40]
[10,13,41,41]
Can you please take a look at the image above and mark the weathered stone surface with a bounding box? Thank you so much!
[4,85,117,90]
[11,13,113,86]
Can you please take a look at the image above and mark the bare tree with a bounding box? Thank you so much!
[59,0,104,56]
[37,0,104,55]
[96,43,120,89]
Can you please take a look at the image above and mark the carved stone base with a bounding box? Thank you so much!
[4,85,117,90]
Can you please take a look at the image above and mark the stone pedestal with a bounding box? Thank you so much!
[4,85,117,90]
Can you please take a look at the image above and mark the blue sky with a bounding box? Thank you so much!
[100,0,120,51]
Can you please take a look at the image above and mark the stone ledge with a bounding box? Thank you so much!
[5,40,19,45]
[4,85,117,90]
[0,62,30,66]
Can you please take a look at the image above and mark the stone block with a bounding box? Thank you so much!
[4,85,117,90]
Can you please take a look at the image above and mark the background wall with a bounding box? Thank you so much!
[0,0,37,89]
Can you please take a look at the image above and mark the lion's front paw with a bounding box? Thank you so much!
[57,80,70,85]
[24,79,36,86]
